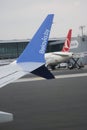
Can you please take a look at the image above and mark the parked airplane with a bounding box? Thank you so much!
[45,29,73,70]
[0,14,54,123]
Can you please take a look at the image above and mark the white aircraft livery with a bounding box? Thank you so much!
[45,29,73,69]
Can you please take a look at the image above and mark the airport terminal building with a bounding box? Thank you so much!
[0,38,64,59]
[0,35,87,64]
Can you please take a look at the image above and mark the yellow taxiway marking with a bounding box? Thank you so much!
[14,73,87,83]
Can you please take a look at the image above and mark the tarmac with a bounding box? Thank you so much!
[0,67,87,130]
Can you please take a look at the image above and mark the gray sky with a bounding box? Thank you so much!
[0,0,87,40]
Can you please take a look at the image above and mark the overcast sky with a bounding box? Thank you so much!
[0,0,87,40]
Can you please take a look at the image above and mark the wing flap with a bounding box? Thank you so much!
[0,70,27,88]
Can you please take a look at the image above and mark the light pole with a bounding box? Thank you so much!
[79,25,85,37]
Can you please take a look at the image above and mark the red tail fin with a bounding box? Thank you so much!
[62,29,72,52]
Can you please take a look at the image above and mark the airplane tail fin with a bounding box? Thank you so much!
[62,29,72,52]
[17,14,55,79]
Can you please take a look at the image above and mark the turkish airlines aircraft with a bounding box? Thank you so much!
[0,14,54,123]
[45,29,73,69]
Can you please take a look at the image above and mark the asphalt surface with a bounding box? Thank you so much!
[0,67,87,130]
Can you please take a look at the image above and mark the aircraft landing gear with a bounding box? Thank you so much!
[47,65,56,70]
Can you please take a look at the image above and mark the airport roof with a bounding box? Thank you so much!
[0,37,78,44]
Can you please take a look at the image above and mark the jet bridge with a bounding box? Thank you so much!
[68,53,84,69]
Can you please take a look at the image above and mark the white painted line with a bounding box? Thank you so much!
[14,73,87,83]
[55,73,87,79]
[14,77,44,83]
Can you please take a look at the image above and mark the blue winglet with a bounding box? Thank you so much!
[17,14,54,63]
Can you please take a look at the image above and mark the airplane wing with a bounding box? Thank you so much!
[52,52,73,57]
[0,14,54,88]
[50,51,73,58]
[0,111,13,123]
